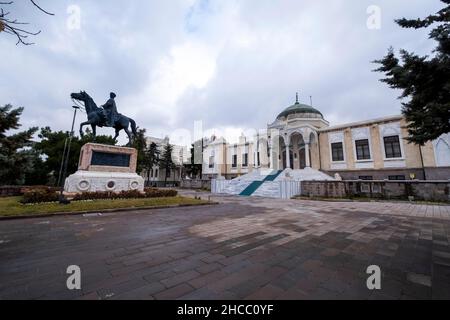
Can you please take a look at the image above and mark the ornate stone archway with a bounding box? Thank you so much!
[283,128,316,170]
[268,127,319,170]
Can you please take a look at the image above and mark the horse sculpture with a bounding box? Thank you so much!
[70,91,137,146]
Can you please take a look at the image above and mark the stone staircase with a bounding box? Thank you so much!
[239,170,283,196]
[252,181,281,198]
[264,170,284,182]
[222,179,253,195]
[213,168,334,198]
[274,168,335,182]
[218,169,278,195]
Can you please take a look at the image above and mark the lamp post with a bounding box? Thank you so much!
[59,105,80,204]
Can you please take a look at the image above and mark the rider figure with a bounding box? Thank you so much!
[102,92,118,127]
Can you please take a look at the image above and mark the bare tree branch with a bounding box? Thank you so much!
[30,0,54,16]
[0,0,54,45]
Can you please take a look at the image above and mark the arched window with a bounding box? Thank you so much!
[209,150,215,169]
[435,137,450,167]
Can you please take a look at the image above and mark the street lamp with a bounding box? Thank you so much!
[59,105,80,204]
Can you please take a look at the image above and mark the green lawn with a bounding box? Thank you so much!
[0,196,209,217]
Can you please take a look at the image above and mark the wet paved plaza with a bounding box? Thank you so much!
[1,191,450,300]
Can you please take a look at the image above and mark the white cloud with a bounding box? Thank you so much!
[0,0,444,142]
[147,40,217,111]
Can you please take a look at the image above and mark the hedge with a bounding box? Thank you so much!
[21,188,60,204]
[73,188,177,201]
[21,187,178,204]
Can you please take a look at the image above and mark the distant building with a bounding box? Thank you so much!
[201,95,450,181]
[143,136,189,186]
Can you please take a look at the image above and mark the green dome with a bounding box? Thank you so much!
[277,101,323,120]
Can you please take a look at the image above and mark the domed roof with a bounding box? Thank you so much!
[277,95,323,120]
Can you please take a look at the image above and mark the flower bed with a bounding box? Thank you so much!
[21,188,60,204]
[21,187,178,204]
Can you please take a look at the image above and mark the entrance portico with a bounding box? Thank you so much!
[270,128,319,171]
[211,95,336,198]
[268,95,329,171]
[272,131,312,170]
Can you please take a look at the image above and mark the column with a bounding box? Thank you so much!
[269,146,273,169]
[305,143,311,168]
[286,145,291,169]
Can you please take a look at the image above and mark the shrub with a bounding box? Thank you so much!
[21,188,60,204]
[21,187,178,203]
[20,186,59,194]
[72,188,177,201]
[73,191,116,201]
[144,188,177,198]
[118,190,147,199]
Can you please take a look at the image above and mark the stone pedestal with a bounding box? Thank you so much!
[64,143,144,193]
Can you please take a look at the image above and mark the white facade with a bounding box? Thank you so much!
[202,96,450,181]
[144,136,189,183]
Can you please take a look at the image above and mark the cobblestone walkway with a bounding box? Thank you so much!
[0,192,449,300]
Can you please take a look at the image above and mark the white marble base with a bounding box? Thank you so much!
[64,171,145,193]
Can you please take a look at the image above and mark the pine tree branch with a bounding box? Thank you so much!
[374,1,450,144]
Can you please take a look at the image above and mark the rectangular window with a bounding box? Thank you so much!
[257,152,260,166]
[242,153,248,167]
[232,154,237,168]
[372,183,381,193]
[384,136,402,158]
[355,139,371,160]
[360,183,370,193]
[331,142,344,162]
[388,175,406,181]
[209,156,214,168]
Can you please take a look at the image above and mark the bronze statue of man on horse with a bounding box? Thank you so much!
[70,90,138,146]
[102,92,119,127]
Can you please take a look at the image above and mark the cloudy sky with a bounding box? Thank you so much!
[0,0,443,145]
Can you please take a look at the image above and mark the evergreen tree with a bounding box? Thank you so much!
[24,148,49,185]
[184,143,202,179]
[131,128,147,174]
[142,142,160,184]
[159,143,176,184]
[374,0,450,145]
[34,127,116,184]
[0,104,38,185]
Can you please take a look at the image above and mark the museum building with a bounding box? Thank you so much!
[202,95,450,181]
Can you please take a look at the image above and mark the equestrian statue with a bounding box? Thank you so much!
[70,91,138,146]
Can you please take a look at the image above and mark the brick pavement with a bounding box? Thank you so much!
[0,192,449,300]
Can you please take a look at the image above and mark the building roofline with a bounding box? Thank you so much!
[319,115,403,132]
[268,117,329,128]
